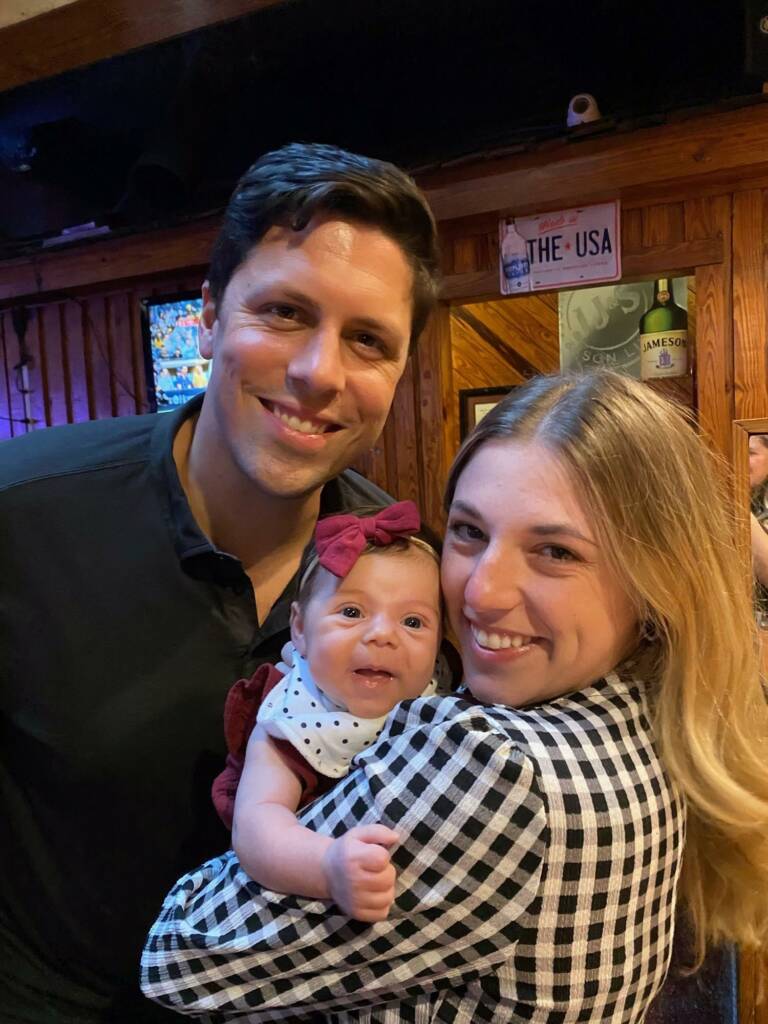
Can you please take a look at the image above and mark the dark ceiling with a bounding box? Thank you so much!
[0,0,754,257]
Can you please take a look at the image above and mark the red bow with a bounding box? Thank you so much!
[314,501,421,578]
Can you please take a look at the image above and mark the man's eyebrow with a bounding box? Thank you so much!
[245,287,404,340]
[448,499,481,519]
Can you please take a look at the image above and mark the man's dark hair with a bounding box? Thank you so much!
[207,142,440,349]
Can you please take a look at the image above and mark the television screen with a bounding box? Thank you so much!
[141,291,210,412]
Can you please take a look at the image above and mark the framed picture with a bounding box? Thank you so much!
[459,386,514,441]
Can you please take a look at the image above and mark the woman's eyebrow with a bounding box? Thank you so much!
[530,523,597,546]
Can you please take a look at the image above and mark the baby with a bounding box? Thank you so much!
[211,501,442,922]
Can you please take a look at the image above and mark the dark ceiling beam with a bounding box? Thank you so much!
[0,0,287,93]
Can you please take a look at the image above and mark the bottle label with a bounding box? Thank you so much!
[640,329,688,379]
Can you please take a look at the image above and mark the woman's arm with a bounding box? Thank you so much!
[141,696,548,1020]
[234,726,399,921]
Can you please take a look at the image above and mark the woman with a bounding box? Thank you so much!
[141,372,768,1023]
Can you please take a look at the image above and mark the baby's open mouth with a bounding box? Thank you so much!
[354,668,394,687]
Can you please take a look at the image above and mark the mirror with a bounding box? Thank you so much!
[734,419,768,673]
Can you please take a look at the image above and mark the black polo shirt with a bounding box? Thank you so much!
[0,396,390,1023]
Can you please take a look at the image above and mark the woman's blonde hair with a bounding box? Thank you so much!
[446,370,768,962]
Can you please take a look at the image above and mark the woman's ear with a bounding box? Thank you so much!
[290,601,308,657]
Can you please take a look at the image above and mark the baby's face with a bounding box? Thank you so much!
[290,548,441,718]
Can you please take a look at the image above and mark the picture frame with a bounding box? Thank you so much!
[459,386,515,441]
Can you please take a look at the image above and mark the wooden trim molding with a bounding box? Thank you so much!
[0,217,219,305]
[441,237,724,304]
[422,104,768,223]
[0,0,286,92]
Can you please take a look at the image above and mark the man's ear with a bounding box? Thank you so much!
[289,601,308,657]
[198,281,218,360]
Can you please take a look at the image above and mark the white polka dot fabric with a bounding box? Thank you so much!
[256,653,437,778]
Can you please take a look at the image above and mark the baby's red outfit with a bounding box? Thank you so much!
[211,663,336,829]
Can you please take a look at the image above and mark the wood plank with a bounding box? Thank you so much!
[41,303,69,425]
[390,358,420,505]
[416,306,451,532]
[0,310,31,436]
[622,208,644,250]
[462,294,560,373]
[127,288,151,414]
[0,218,218,305]
[451,237,481,275]
[81,297,110,419]
[0,1,78,31]
[641,203,685,247]
[62,299,90,422]
[23,308,48,430]
[441,237,722,304]
[107,293,139,417]
[423,104,768,223]
[0,0,286,92]
[733,190,768,419]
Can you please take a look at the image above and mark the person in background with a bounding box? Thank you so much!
[216,502,442,922]
[750,434,768,522]
[749,434,768,621]
[142,371,768,1024]
[0,142,440,1024]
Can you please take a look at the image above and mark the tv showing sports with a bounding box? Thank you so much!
[141,291,210,412]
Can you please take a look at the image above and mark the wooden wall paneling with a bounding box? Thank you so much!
[733,190,768,420]
[62,299,90,422]
[0,0,286,93]
[350,435,389,497]
[1,310,31,438]
[84,297,114,419]
[40,304,68,426]
[423,106,768,224]
[0,220,215,305]
[450,314,521,390]
[107,293,139,417]
[441,237,723,305]
[415,306,451,532]
[451,236,483,275]
[641,202,686,247]
[462,295,560,373]
[23,307,48,431]
[127,287,151,415]
[688,198,733,457]
[0,313,17,438]
[622,208,644,251]
[388,357,421,505]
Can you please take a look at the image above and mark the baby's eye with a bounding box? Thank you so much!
[340,606,362,618]
[403,615,423,629]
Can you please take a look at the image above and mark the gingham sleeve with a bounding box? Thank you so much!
[141,696,548,1020]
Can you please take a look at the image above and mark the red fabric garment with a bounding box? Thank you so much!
[211,664,334,830]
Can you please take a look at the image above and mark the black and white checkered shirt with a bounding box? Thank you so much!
[142,674,685,1023]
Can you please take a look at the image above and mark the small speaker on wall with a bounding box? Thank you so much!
[744,1,768,80]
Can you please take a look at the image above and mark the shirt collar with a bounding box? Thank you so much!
[148,395,384,589]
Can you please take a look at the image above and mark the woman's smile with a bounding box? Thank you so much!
[442,439,638,707]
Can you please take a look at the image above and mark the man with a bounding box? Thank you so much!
[0,143,440,1023]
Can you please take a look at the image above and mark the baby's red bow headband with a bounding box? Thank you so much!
[314,501,422,578]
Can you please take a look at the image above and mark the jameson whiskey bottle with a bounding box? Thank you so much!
[639,277,688,379]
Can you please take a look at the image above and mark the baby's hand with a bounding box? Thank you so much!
[322,824,398,922]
